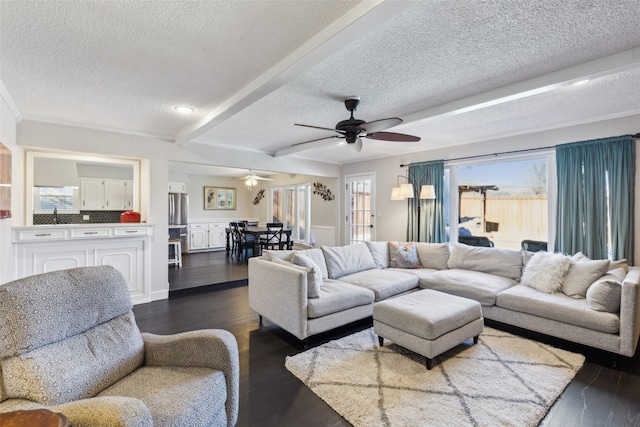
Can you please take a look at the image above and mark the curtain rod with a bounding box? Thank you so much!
[400,132,640,168]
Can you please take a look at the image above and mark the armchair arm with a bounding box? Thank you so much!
[141,329,239,427]
[0,396,152,427]
[53,396,152,427]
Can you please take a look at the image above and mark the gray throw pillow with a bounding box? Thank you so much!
[586,278,622,313]
[562,254,610,298]
[271,256,321,298]
[321,243,377,279]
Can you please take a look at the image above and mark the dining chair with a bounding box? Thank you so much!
[237,222,257,259]
[229,222,240,256]
[260,223,283,252]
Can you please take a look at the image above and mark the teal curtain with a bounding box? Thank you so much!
[555,135,634,261]
[407,161,445,243]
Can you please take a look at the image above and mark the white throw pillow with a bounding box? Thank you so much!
[271,256,321,298]
[521,252,571,294]
[561,254,610,298]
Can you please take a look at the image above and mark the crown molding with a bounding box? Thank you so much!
[0,78,22,121]
[20,114,174,141]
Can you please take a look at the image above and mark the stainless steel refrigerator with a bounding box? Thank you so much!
[168,192,189,253]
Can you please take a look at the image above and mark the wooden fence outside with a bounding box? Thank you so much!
[460,195,548,250]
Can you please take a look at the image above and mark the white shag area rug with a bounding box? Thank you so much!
[285,327,585,427]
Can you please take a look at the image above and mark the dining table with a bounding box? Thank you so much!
[225,225,292,254]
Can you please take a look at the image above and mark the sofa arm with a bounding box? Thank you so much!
[248,257,309,340]
[141,329,239,427]
[619,267,640,357]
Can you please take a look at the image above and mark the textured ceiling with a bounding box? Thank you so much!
[2,0,640,166]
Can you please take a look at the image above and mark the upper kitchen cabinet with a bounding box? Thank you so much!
[81,178,133,210]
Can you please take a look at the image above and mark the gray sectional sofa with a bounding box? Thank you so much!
[248,242,640,357]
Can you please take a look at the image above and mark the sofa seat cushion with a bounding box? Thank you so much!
[418,269,516,306]
[339,269,420,301]
[307,280,374,319]
[99,366,226,426]
[496,285,620,334]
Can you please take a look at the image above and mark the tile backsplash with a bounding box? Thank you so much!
[33,211,126,225]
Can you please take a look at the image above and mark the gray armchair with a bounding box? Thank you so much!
[0,266,239,426]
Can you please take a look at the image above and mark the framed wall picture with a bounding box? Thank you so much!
[0,142,11,219]
[204,186,236,210]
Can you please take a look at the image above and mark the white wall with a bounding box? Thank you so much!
[0,85,20,284]
[342,113,640,265]
[185,174,255,222]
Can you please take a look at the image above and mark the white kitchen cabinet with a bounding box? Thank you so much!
[189,222,227,252]
[168,182,187,193]
[12,224,154,305]
[81,178,133,210]
[189,224,209,251]
[81,178,104,210]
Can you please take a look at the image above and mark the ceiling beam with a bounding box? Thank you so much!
[174,0,417,145]
[401,47,640,125]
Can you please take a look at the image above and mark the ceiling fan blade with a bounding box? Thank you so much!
[356,117,402,133]
[290,135,343,147]
[295,123,344,133]
[366,131,421,142]
[275,136,343,157]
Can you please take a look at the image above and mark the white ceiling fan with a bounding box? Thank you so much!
[240,170,273,189]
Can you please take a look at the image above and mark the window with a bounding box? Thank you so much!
[270,183,311,243]
[445,154,553,250]
[33,186,80,214]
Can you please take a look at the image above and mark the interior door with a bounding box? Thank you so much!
[346,173,375,244]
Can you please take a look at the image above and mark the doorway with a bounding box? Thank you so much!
[345,173,375,245]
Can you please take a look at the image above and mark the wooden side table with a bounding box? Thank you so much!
[0,409,68,427]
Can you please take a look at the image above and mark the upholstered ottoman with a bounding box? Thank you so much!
[373,289,483,369]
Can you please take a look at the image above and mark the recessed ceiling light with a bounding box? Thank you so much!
[174,105,195,114]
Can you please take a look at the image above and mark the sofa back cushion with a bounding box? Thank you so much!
[322,243,377,279]
[415,242,450,270]
[447,243,522,281]
[365,241,389,268]
[1,312,144,405]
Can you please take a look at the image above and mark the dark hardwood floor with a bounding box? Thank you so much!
[168,249,248,293]
[145,252,640,426]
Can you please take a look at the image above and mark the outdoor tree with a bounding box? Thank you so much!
[529,162,547,196]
